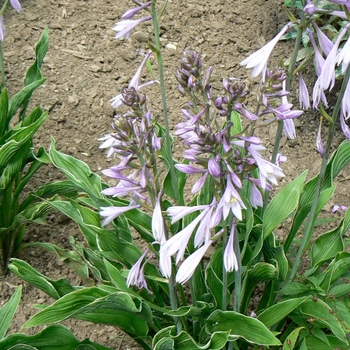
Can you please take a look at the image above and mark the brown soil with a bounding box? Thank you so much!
[1,0,350,349]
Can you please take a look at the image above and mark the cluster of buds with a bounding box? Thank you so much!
[174,49,203,95]
[215,78,257,120]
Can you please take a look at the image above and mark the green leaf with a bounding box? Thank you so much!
[279,282,311,296]
[157,123,179,202]
[0,88,8,136]
[153,326,229,350]
[97,229,141,268]
[205,248,230,309]
[263,233,288,280]
[263,171,307,239]
[49,138,103,202]
[103,258,129,292]
[318,254,350,291]
[8,79,46,118]
[47,199,142,268]
[23,287,110,328]
[8,259,75,299]
[300,299,347,343]
[304,335,349,350]
[283,327,304,350]
[161,301,213,318]
[20,180,79,211]
[71,292,152,338]
[329,140,350,182]
[0,285,22,340]
[0,112,47,170]
[20,106,44,127]
[0,324,113,350]
[325,299,350,330]
[329,284,350,298]
[0,141,30,189]
[24,242,91,283]
[311,207,350,267]
[312,327,330,345]
[230,110,243,135]
[258,296,309,327]
[241,262,276,312]
[16,201,52,226]
[206,310,281,346]
[286,185,335,252]
[24,27,49,86]
[285,141,350,252]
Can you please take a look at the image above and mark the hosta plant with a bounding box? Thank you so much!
[8,0,350,349]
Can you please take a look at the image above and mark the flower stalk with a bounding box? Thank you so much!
[150,1,179,204]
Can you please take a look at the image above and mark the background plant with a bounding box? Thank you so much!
[0,22,54,274]
[6,0,350,349]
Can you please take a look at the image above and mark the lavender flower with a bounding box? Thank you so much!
[341,80,350,121]
[312,21,333,57]
[110,52,153,109]
[340,112,350,139]
[224,222,238,272]
[298,73,310,110]
[98,134,121,158]
[275,153,287,167]
[332,204,348,213]
[337,34,350,73]
[283,119,296,139]
[176,240,213,284]
[218,176,246,221]
[122,1,152,20]
[248,178,264,209]
[307,29,325,77]
[280,86,303,138]
[113,16,152,40]
[316,124,325,157]
[0,16,5,41]
[100,203,140,226]
[152,193,165,243]
[10,0,21,11]
[304,3,316,16]
[162,208,210,264]
[167,204,210,223]
[247,142,285,189]
[127,249,150,290]
[240,22,292,80]
[328,0,350,6]
[159,248,172,278]
[313,24,350,108]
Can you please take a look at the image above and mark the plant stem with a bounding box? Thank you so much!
[222,225,228,311]
[286,63,350,284]
[168,270,182,333]
[233,224,241,312]
[151,2,179,204]
[150,2,182,333]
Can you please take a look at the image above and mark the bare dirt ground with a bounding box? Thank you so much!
[1,0,350,349]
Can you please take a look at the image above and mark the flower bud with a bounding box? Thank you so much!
[208,158,221,177]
